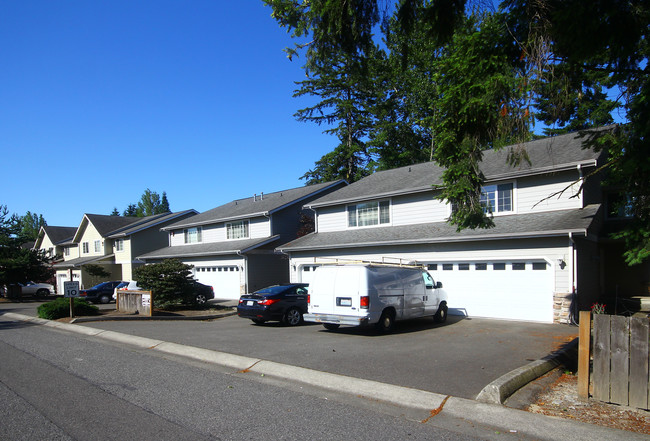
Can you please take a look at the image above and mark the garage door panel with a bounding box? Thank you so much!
[430,261,553,322]
[195,266,241,300]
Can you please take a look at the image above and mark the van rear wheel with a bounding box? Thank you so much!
[375,310,395,333]
[323,323,340,330]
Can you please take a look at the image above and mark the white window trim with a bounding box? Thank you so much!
[347,199,391,229]
[448,181,517,218]
[82,242,89,254]
[115,239,124,252]
[184,227,202,244]
[94,240,102,253]
[226,220,250,240]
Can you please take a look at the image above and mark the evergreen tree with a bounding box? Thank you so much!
[0,205,52,285]
[19,211,47,241]
[160,192,170,213]
[264,0,649,263]
[123,204,138,217]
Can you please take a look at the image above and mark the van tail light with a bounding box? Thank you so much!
[307,294,310,305]
[360,296,369,309]
[258,298,280,306]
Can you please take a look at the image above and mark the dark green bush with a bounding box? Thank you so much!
[37,297,99,320]
[134,259,195,309]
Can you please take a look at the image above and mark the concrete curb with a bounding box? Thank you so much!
[476,338,579,404]
[70,311,237,323]
[1,312,641,441]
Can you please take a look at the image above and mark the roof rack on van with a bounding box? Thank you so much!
[310,257,425,269]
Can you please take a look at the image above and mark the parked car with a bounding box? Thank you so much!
[237,283,309,326]
[19,281,54,297]
[80,281,124,304]
[112,281,143,300]
[192,281,214,305]
[112,280,214,305]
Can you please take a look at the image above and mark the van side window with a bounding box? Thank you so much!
[422,272,435,289]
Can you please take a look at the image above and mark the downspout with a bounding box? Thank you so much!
[576,164,584,206]
[237,250,248,295]
[263,212,271,238]
[569,232,577,295]
[308,206,318,233]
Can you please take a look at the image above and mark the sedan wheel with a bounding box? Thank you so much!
[35,289,49,298]
[99,294,111,304]
[283,307,302,326]
[195,294,207,305]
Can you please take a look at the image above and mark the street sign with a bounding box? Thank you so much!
[64,281,80,298]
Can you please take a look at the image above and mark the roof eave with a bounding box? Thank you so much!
[278,229,587,252]
[305,160,598,209]
[162,212,269,231]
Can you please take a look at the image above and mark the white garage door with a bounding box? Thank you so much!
[195,266,241,300]
[300,265,321,285]
[427,260,554,322]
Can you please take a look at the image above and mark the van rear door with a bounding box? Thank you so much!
[309,266,365,317]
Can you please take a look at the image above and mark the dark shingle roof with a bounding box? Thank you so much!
[107,210,197,238]
[43,226,77,244]
[74,211,197,241]
[307,128,607,208]
[163,180,346,230]
[138,236,281,260]
[82,214,145,237]
[278,205,601,251]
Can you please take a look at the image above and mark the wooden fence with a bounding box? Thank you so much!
[579,311,650,410]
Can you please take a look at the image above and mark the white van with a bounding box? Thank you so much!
[305,264,448,332]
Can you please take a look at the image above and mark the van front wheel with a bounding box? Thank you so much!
[434,303,448,324]
[375,310,395,333]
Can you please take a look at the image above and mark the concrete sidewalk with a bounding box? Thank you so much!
[1,310,643,441]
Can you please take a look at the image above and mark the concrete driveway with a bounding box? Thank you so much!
[76,310,577,400]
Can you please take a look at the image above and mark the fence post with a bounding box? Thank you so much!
[578,310,591,399]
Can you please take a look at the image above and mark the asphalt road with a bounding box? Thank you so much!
[1,299,579,400]
[0,314,483,441]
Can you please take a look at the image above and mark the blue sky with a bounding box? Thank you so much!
[1,1,335,227]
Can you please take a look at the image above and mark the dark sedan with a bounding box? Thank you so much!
[237,283,308,326]
[80,281,124,304]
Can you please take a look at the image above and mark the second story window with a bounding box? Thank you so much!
[94,240,102,253]
[115,239,124,252]
[347,200,390,227]
[82,242,89,254]
[226,220,249,239]
[480,183,513,214]
[184,227,202,244]
[64,247,70,257]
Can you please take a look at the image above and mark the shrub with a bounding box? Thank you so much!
[37,297,99,320]
[133,259,195,309]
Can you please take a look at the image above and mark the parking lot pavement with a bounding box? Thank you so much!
[69,310,578,400]
[0,299,578,399]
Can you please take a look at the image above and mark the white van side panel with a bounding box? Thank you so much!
[306,265,444,327]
